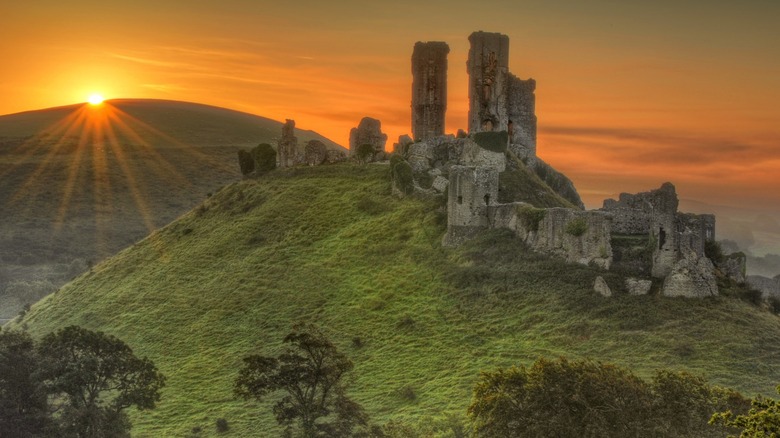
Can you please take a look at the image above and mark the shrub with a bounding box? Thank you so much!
[251,143,276,174]
[705,240,725,265]
[397,384,417,401]
[237,149,255,175]
[392,160,414,196]
[473,131,508,153]
[768,296,780,315]
[566,217,588,237]
[356,143,375,164]
[215,418,229,432]
[517,205,546,232]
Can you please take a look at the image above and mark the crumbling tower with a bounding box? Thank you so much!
[411,42,449,141]
[467,31,510,133]
[466,31,537,160]
[277,119,298,168]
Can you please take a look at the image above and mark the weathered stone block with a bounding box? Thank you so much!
[594,276,612,297]
[625,278,652,296]
[662,256,718,298]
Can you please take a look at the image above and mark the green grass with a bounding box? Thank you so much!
[13,163,780,437]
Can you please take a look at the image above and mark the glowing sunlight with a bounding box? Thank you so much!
[87,94,104,105]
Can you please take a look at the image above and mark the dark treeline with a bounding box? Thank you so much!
[0,326,164,438]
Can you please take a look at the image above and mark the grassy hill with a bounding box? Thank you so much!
[13,163,780,437]
[0,99,343,319]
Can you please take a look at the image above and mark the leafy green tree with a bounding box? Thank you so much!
[0,329,52,437]
[37,326,166,438]
[234,324,369,437]
[468,357,748,438]
[711,386,780,437]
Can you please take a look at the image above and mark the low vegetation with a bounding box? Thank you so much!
[13,163,780,436]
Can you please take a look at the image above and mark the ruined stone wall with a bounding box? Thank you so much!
[444,165,499,245]
[514,207,613,269]
[649,183,680,278]
[467,31,510,134]
[412,41,449,141]
[677,213,715,258]
[507,74,537,161]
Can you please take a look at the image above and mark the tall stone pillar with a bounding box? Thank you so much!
[277,119,297,168]
[411,41,449,141]
[467,31,510,133]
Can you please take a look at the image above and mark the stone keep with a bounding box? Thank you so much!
[467,31,510,133]
[277,119,298,168]
[412,41,449,141]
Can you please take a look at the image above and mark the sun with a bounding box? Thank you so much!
[87,94,105,105]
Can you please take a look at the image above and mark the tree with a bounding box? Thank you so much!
[711,386,780,437]
[468,357,749,438]
[0,329,52,437]
[234,324,369,437]
[37,326,166,438]
[468,357,653,437]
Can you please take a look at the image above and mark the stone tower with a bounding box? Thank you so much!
[467,31,510,133]
[411,41,449,141]
[277,119,297,168]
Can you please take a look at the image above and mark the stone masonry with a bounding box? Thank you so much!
[467,31,537,161]
[277,119,298,168]
[412,41,449,141]
[349,117,387,160]
[467,31,510,134]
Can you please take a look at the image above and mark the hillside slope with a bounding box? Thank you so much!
[0,99,343,319]
[16,164,780,437]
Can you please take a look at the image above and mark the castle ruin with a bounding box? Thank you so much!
[392,30,733,298]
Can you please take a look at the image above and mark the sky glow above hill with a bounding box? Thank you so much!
[1,0,779,213]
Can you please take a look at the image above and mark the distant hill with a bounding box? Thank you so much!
[14,164,780,437]
[0,99,344,319]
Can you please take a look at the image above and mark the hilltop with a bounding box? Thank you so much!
[15,163,780,437]
[0,99,343,319]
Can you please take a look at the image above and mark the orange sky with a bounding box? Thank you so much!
[2,1,779,213]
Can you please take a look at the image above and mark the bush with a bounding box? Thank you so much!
[237,149,254,175]
[705,240,725,265]
[356,143,375,164]
[215,418,229,432]
[517,205,546,232]
[473,131,508,153]
[469,357,749,438]
[251,143,276,174]
[565,217,588,237]
[392,160,414,196]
